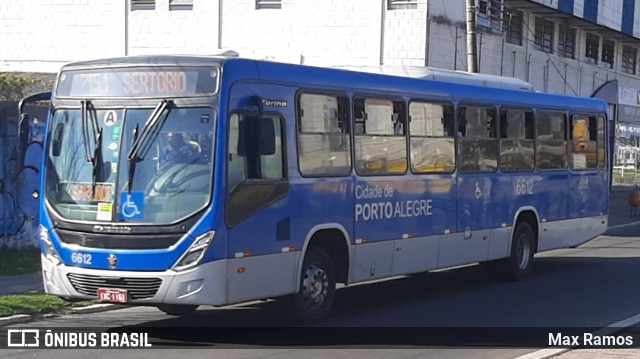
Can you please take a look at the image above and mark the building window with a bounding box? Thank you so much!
[558,25,575,59]
[534,17,554,53]
[585,33,599,64]
[504,8,523,46]
[601,39,615,69]
[477,0,503,29]
[256,0,281,9]
[169,0,193,11]
[388,0,417,10]
[622,45,637,75]
[130,0,155,11]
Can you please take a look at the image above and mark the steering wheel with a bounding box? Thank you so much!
[147,163,209,195]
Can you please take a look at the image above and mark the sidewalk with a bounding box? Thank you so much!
[607,189,640,228]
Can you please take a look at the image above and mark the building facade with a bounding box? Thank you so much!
[2,0,640,187]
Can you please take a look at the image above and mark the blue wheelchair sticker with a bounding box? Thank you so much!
[119,192,144,220]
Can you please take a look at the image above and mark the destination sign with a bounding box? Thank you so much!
[56,66,218,98]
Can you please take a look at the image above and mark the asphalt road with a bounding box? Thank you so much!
[2,224,640,358]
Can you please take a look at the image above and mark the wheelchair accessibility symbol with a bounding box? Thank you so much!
[119,192,144,220]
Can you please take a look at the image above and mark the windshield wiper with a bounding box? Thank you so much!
[127,124,140,193]
[81,100,99,163]
[81,100,104,196]
[91,127,104,196]
[126,99,173,193]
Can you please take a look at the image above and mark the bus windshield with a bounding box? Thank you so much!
[45,106,215,224]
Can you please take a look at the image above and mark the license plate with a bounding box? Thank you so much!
[97,288,128,303]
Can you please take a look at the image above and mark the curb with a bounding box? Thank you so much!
[0,314,32,326]
[0,303,124,327]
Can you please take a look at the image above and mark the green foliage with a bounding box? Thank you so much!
[0,294,70,317]
[0,248,41,275]
[0,73,37,101]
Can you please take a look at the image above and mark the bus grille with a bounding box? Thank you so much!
[67,274,162,300]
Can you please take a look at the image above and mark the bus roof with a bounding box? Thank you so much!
[222,58,608,114]
[332,65,536,92]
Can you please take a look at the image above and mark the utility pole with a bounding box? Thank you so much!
[465,0,478,73]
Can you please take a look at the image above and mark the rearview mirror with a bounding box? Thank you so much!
[237,116,276,156]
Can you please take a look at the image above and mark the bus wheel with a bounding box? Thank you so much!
[293,247,336,324]
[157,304,199,316]
[507,222,535,281]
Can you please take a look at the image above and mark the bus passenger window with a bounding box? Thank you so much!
[499,109,534,172]
[227,113,284,193]
[409,102,455,173]
[297,93,351,176]
[457,105,497,172]
[570,114,597,169]
[354,97,407,175]
[536,111,567,170]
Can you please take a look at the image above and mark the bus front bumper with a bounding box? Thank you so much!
[41,255,229,306]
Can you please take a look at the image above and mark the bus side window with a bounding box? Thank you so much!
[499,109,534,172]
[409,101,455,173]
[569,114,597,169]
[354,97,407,175]
[298,93,351,176]
[458,105,498,172]
[536,111,567,170]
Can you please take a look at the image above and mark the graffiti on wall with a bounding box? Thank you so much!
[0,97,48,248]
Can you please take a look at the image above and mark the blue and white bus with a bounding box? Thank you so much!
[35,55,609,323]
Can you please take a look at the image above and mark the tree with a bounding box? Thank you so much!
[0,73,37,101]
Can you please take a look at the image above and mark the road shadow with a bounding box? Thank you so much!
[116,255,640,347]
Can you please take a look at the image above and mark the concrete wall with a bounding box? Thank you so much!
[0,0,124,73]
[221,0,382,66]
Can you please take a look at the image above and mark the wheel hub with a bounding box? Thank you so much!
[301,264,328,309]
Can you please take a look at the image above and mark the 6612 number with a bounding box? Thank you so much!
[71,252,92,265]
[514,178,534,196]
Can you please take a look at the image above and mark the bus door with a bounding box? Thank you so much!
[567,114,607,239]
[224,84,297,303]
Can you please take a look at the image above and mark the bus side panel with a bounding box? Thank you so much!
[227,253,299,304]
[354,176,455,280]
[534,172,569,222]
[538,217,585,251]
[391,235,440,276]
[450,174,492,263]
[568,171,601,219]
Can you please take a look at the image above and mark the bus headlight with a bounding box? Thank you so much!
[172,231,215,272]
[40,225,61,265]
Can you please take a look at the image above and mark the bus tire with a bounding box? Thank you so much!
[506,221,535,281]
[293,246,336,324]
[481,222,535,281]
[157,304,199,316]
